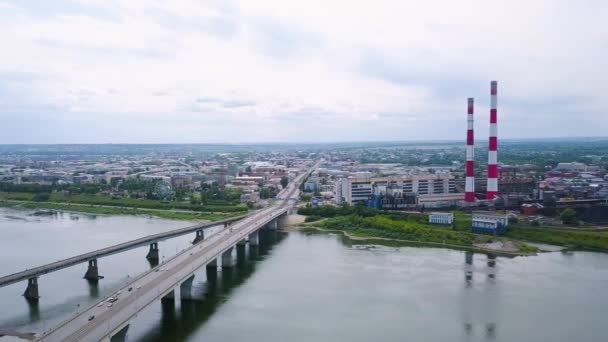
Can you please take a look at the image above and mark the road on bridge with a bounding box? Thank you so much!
[36,163,317,342]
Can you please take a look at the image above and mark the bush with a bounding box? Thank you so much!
[560,208,577,225]
[32,192,50,202]
[305,215,322,222]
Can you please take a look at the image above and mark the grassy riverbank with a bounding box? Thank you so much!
[301,212,536,255]
[300,205,608,253]
[0,200,242,221]
[505,226,608,251]
[0,192,248,213]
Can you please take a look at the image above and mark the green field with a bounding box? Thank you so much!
[505,226,608,251]
[0,192,248,213]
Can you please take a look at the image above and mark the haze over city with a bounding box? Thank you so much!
[1,0,607,143]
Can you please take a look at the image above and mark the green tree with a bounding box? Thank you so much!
[280,176,289,188]
[32,192,50,202]
[560,208,577,225]
[259,187,274,199]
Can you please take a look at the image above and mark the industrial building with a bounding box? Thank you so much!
[471,212,509,235]
[428,212,454,226]
[339,174,459,206]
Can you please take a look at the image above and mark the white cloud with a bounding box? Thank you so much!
[0,0,606,143]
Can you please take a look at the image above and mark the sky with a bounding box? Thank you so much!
[0,0,607,144]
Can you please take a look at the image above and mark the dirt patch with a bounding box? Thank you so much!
[474,240,519,253]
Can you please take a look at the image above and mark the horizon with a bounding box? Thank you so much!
[0,135,607,146]
[1,1,607,143]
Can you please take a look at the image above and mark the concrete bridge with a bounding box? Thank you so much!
[0,215,248,299]
[33,164,316,342]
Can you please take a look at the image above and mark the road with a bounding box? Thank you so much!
[36,164,316,342]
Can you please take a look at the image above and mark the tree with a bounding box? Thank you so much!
[560,208,577,225]
[33,192,50,202]
[259,187,273,199]
[280,176,289,188]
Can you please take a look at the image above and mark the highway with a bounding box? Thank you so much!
[36,164,316,342]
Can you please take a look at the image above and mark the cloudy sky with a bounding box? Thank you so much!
[0,0,606,143]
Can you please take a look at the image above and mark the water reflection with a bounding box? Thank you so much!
[26,300,40,322]
[87,279,100,298]
[135,230,285,342]
[462,252,499,341]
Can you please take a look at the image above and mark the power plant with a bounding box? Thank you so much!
[465,97,476,203]
[487,81,499,199]
[464,80,499,204]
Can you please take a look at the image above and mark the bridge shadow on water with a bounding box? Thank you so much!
[133,230,286,342]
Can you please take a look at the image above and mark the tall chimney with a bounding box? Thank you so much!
[486,81,498,199]
[465,97,476,203]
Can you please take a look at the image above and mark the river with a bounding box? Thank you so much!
[1,208,607,341]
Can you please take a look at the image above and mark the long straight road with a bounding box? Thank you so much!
[36,164,316,342]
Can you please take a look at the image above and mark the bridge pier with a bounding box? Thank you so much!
[84,259,102,280]
[23,277,40,301]
[146,242,159,261]
[161,289,175,306]
[249,230,259,246]
[180,275,195,300]
[236,243,247,265]
[221,247,235,268]
[192,229,204,244]
[266,219,278,230]
[109,324,130,342]
[206,257,218,269]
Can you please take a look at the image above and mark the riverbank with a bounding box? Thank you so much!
[0,200,242,222]
[505,225,608,252]
[299,225,536,256]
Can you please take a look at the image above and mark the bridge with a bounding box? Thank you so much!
[35,164,316,341]
[0,215,247,298]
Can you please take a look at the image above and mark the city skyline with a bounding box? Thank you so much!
[1,0,607,143]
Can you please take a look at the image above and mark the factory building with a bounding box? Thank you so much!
[471,212,509,235]
[340,175,459,206]
[428,212,454,226]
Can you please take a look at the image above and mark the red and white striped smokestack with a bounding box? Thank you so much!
[465,97,475,203]
[486,80,499,199]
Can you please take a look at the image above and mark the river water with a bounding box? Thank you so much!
[1,208,608,342]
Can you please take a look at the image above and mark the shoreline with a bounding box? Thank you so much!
[296,225,537,257]
[0,200,239,222]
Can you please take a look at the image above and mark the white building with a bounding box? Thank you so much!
[340,175,459,205]
[428,212,454,226]
[471,212,509,235]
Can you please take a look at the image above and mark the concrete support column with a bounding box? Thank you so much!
[109,324,130,342]
[267,219,278,230]
[206,257,218,269]
[236,243,246,265]
[278,213,288,228]
[180,275,195,301]
[249,230,259,246]
[221,247,235,268]
[161,289,175,304]
[192,229,205,244]
[84,259,102,280]
[146,242,159,261]
[23,277,40,300]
